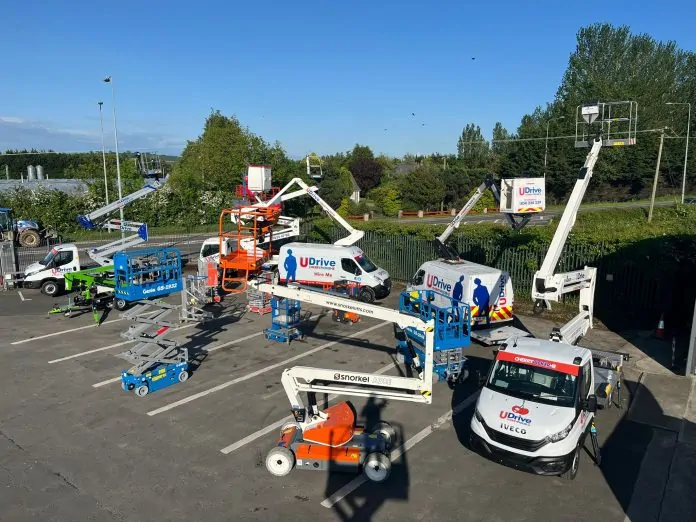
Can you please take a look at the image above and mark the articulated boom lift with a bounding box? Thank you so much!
[76,179,165,265]
[434,176,537,260]
[250,280,435,482]
[532,101,637,345]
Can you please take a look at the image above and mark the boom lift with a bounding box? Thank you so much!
[76,179,164,266]
[249,280,435,482]
[433,176,538,260]
[217,172,367,293]
[532,101,637,345]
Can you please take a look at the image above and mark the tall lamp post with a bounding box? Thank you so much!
[666,101,691,204]
[97,101,109,205]
[544,115,565,177]
[103,76,124,238]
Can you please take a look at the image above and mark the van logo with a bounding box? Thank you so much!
[299,257,336,268]
[518,186,542,195]
[426,274,452,292]
[512,405,529,415]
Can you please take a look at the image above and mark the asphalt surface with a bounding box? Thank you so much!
[0,282,657,522]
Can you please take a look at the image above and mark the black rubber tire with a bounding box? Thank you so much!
[114,298,128,311]
[41,280,60,297]
[561,445,580,480]
[359,286,376,303]
[19,229,41,248]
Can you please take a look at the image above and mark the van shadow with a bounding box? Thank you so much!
[323,396,410,522]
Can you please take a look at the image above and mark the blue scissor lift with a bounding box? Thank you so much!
[397,290,472,386]
[113,247,209,397]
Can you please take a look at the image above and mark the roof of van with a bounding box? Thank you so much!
[281,242,361,252]
[501,336,591,367]
[425,259,506,275]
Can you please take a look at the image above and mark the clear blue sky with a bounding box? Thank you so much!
[1,0,694,158]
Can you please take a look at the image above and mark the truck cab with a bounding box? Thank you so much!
[22,244,82,296]
[469,337,599,480]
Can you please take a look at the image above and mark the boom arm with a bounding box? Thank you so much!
[251,281,435,410]
[76,181,163,229]
[263,178,365,246]
[434,176,532,260]
[532,135,603,344]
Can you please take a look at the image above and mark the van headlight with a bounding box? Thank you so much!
[474,408,484,424]
[545,421,574,443]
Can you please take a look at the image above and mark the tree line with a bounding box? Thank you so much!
[1,23,694,231]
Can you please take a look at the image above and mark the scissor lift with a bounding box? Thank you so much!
[398,290,472,386]
[264,295,305,344]
[117,301,189,397]
[116,255,213,397]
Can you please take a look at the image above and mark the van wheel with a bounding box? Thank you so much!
[561,445,580,480]
[41,280,60,297]
[359,287,376,303]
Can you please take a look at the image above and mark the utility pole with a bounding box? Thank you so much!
[648,128,667,223]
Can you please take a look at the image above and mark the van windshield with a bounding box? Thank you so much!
[39,249,57,266]
[201,244,219,258]
[486,359,578,408]
[354,254,377,273]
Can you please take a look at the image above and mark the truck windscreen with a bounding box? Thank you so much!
[486,359,578,408]
[354,254,377,273]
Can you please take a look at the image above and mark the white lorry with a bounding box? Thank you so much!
[276,242,391,303]
[469,102,638,480]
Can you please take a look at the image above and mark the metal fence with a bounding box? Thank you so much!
[4,221,693,333]
[304,224,693,332]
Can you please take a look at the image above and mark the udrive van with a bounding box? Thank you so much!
[276,242,391,303]
[407,260,514,327]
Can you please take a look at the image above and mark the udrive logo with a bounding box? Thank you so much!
[518,186,542,195]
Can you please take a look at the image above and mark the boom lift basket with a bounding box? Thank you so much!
[113,247,183,302]
[575,101,638,148]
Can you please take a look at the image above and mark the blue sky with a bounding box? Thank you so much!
[1,0,695,158]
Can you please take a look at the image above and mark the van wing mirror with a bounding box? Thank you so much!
[585,395,598,413]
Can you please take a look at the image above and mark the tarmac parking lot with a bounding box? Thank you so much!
[0,284,674,522]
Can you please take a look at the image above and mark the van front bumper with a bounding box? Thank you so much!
[469,430,574,476]
[374,278,391,299]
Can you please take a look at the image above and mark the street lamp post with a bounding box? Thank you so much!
[97,101,109,205]
[666,102,691,204]
[103,76,124,238]
[544,116,565,177]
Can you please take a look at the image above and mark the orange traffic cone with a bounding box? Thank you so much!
[655,313,665,339]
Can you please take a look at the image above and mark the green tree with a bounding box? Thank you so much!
[398,163,445,210]
[456,123,490,169]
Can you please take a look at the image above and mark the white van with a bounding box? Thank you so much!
[407,260,514,327]
[276,242,391,303]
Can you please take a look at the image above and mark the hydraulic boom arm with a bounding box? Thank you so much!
[250,281,435,409]
[263,178,365,246]
[76,180,163,229]
[434,176,532,260]
[532,135,603,343]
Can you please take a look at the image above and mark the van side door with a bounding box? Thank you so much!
[340,257,362,282]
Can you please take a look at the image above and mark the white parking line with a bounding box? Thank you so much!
[320,390,481,508]
[18,291,31,301]
[146,321,390,417]
[48,323,196,364]
[93,376,122,388]
[220,360,397,455]
[11,319,125,345]
[88,331,267,388]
